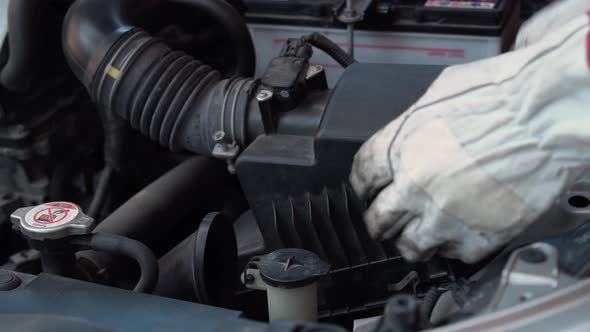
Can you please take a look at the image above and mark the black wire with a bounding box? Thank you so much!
[303,32,356,68]
[87,166,114,218]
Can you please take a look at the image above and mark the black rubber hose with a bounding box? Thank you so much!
[303,32,356,68]
[87,166,114,218]
[0,0,73,91]
[154,212,237,306]
[63,0,257,155]
[172,0,256,77]
[71,233,159,293]
[91,157,227,240]
[76,157,231,284]
[0,0,49,90]
[62,0,254,85]
[30,240,79,279]
[62,0,159,88]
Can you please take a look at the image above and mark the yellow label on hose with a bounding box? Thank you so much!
[105,65,121,79]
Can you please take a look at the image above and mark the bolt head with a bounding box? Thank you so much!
[213,131,225,142]
[344,9,357,17]
[256,90,273,102]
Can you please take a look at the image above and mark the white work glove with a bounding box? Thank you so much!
[350,8,590,263]
[515,0,590,49]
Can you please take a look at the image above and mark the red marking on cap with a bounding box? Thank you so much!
[33,208,69,224]
[46,202,77,210]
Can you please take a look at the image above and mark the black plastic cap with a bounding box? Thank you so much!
[250,248,330,289]
[0,271,21,291]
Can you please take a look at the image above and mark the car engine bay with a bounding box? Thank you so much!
[1,0,590,331]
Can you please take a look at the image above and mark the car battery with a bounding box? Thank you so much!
[243,0,521,86]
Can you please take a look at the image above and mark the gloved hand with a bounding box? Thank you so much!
[350,6,590,263]
[515,0,590,49]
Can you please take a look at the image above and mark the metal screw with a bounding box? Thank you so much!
[213,131,225,142]
[344,0,356,18]
[244,274,255,284]
[0,270,20,291]
[256,90,273,102]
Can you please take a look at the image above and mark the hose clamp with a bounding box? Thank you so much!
[212,77,255,173]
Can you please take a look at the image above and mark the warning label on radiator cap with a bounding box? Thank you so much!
[24,202,80,229]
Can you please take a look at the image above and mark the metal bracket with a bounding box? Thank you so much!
[486,242,576,312]
[212,140,241,174]
[387,270,420,293]
[212,141,240,161]
[242,268,267,291]
[338,0,372,58]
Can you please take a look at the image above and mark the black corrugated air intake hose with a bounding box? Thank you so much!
[62,0,257,155]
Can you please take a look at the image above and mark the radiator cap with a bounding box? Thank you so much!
[10,202,94,240]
